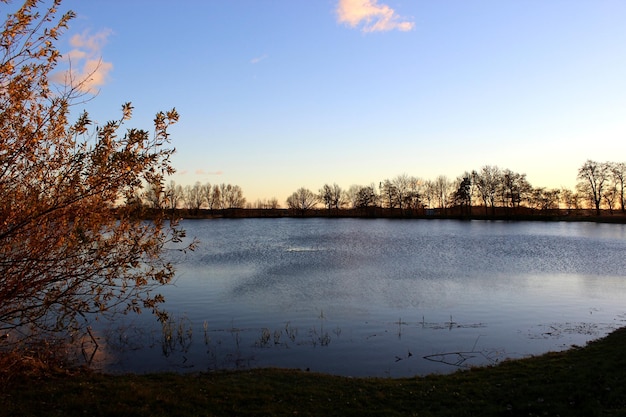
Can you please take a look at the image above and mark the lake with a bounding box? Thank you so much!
[92,218,626,377]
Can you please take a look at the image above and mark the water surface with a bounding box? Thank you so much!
[94,219,626,377]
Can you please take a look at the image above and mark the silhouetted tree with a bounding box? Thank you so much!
[319,183,343,211]
[184,182,204,211]
[218,183,229,209]
[165,181,184,210]
[144,181,166,209]
[404,176,423,211]
[287,187,318,214]
[610,162,626,212]
[356,185,378,208]
[250,198,280,209]
[453,176,472,216]
[223,184,246,208]
[344,185,361,209]
[500,169,531,210]
[423,180,436,209]
[380,179,398,208]
[209,184,221,210]
[602,181,618,214]
[560,188,580,210]
[473,165,501,215]
[267,197,280,209]
[201,182,212,210]
[577,160,609,215]
[530,187,560,210]
[391,174,411,210]
[434,175,452,211]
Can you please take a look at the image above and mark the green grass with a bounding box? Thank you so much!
[3,328,626,416]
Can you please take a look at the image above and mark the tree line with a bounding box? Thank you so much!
[286,160,625,216]
[152,160,624,217]
[142,181,250,210]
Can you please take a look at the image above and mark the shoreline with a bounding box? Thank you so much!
[166,207,626,224]
[3,326,626,415]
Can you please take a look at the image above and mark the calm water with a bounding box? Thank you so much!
[93,218,626,377]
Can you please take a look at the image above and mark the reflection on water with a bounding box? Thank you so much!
[91,219,626,377]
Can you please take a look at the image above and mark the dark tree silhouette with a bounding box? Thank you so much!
[473,166,501,215]
[287,187,318,214]
[319,183,343,211]
[577,160,609,215]
[356,185,378,209]
[454,176,472,216]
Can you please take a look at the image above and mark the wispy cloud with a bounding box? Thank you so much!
[250,54,269,64]
[336,0,414,33]
[195,169,224,176]
[52,29,114,93]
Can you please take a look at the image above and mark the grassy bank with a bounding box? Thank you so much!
[3,328,626,416]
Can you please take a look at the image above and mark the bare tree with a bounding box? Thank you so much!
[331,184,345,209]
[0,2,194,345]
[500,169,531,209]
[286,187,318,214]
[143,182,165,209]
[380,174,411,210]
[434,175,452,211]
[405,176,423,211]
[251,198,280,209]
[530,188,560,210]
[201,182,212,210]
[392,174,411,210]
[356,184,379,209]
[184,182,204,211]
[577,160,609,215]
[268,197,280,209]
[422,180,436,209]
[165,181,184,210]
[602,181,618,214]
[560,188,580,210]
[380,179,398,208]
[218,183,229,209]
[344,185,361,209]
[319,183,343,211]
[610,162,626,212]
[473,166,501,215]
[223,184,246,208]
[453,175,472,215]
[209,184,221,210]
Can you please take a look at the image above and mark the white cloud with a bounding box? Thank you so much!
[336,0,414,33]
[52,29,114,94]
[250,54,269,64]
[69,29,111,52]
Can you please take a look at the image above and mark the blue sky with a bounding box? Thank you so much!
[55,0,626,204]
